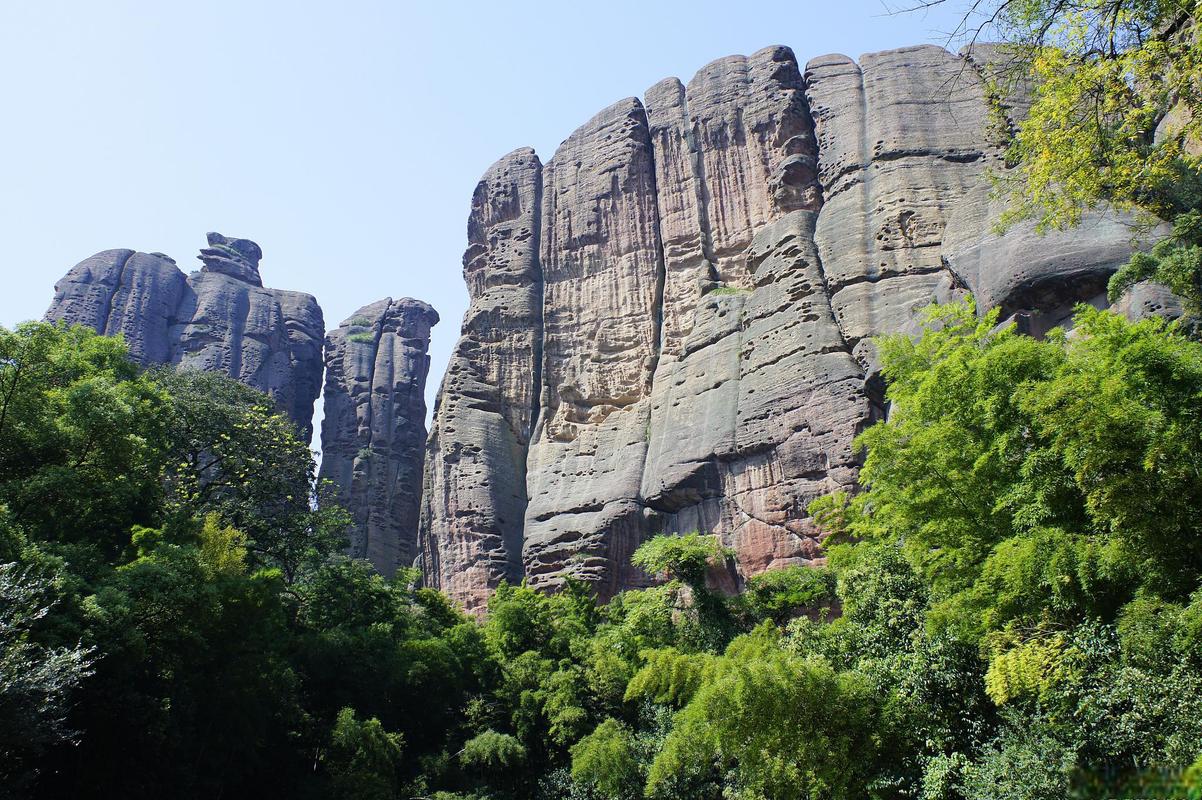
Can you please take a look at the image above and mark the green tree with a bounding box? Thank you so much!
[0,323,167,563]
[908,0,1202,228]
[630,533,732,593]
[570,718,641,799]
[638,626,878,800]
[904,2,1202,327]
[325,707,404,800]
[0,563,93,795]
[154,369,349,582]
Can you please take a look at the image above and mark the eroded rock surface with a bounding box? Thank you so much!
[419,42,1170,611]
[320,298,438,576]
[418,149,543,612]
[45,233,324,437]
[522,97,666,599]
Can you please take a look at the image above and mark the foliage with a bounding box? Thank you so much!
[153,368,350,582]
[0,322,167,560]
[644,626,878,800]
[460,730,527,771]
[915,1,1202,331]
[0,563,93,793]
[325,707,404,800]
[936,0,1202,232]
[7,304,1202,800]
[570,718,640,799]
[806,301,1202,796]
[1109,209,1202,320]
[736,564,836,624]
[631,533,732,591]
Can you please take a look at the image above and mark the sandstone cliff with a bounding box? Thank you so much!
[419,149,543,611]
[45,233,325,438]
[320,298,438,576]
[420,43,1163,611]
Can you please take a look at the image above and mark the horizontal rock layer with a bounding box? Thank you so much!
[420,43,1172,612]
[45,233,324,438]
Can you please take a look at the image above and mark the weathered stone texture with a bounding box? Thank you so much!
[320,298,438,577]
[417,43,1175,610]
[641,47,841,576]
[46,249,188,365]
[522,98,665,599]
[419,149,543,613]
[804,46,985,370]
[45,234,324,437]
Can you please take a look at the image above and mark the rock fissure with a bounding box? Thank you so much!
[98,249,134,337]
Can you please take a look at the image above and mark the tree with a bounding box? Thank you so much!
[898,1,1202,227]
[0,563,93,795]
[631,534,732,593]
[153,369,350,582]
[570,718,641,799]
[0,323,167,562]
[893,1,1202,330]
[637,626,878,800]
[805,299,1202,796]
[1109,209,1202,323]
[325,707,404,800]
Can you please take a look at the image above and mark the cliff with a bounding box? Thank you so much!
[419,43,1161,612]
[419,149,543,605]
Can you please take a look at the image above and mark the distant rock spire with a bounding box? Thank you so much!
[319,298,438,577]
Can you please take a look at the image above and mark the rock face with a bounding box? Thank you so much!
[521,97,666,599]
[419,148,543,612]
[320,298,438,577]
[45,234,324,438]
[420,42,1171,612]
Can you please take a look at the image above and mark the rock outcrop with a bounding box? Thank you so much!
[320,298,438,577]
[521,97,666,599]
[45,233,324,437]
[420,43,1171,612]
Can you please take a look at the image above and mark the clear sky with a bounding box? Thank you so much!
[0,0,972,443]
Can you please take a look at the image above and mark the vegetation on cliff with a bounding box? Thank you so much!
[924,0,1202,323]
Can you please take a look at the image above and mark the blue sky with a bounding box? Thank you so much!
[0,0,972,439]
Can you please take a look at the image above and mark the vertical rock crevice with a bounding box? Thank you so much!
[98,249,135,338]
